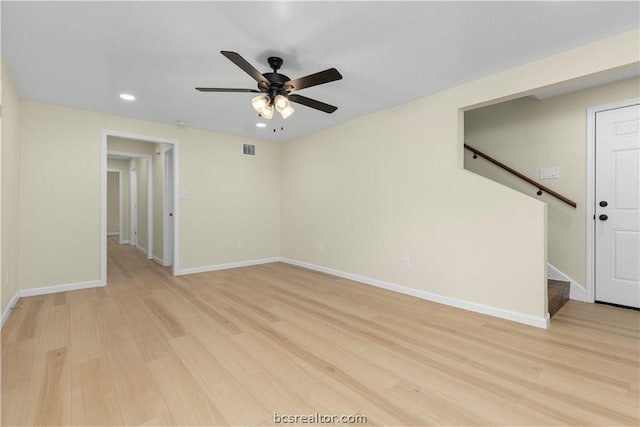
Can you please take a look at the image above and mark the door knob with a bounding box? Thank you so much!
[599,201,608,207]
[599,214,608,221]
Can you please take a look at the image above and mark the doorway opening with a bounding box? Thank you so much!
[101,130,179,283]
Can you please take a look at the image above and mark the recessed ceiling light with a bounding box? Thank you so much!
[256,123,266,128]
[120,93,136,101]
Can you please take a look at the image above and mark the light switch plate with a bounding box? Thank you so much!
[540,167,560,179]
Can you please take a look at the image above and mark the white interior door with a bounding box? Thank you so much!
[130,167,138,247]
[164,148,174,266]
[595,104,640,308]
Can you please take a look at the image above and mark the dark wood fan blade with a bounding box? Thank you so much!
[288,94,338,113]
[196,87,262,93]
[286,68,342,91]
[220,51,270,85]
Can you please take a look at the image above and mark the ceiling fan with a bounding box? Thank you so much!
[196,51,342,119]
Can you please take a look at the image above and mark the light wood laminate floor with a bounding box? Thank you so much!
[2,237,639,426]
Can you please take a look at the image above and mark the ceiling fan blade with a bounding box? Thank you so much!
[288,94,338,113]
[220,51,270,86]
[196,87,262,93]
[286,68,342,91]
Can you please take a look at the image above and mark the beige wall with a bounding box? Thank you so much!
[19,102,281,290]
[106,171,120,234]
[465,78,640,288]
[179,132,280,269]
[108,137,156,155]
[1,60,22,315]
[281,30,639,320]
[106,159,130,242]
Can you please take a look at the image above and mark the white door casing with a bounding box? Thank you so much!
[595,104,640,308]
[130,167,138,247]
[164,148,175,266]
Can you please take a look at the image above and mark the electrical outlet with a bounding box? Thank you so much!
[403,257,411,268]
[319,243,325,252]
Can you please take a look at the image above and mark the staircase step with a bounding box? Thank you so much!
[548,279,570,318]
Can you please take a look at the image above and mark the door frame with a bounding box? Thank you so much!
[129,165,138,247]
[101,130,180,284]
[163,147,174,267]
[585,98,640,303]
[106,169,124,242]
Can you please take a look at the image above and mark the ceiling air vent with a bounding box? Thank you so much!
[242,143,256,156]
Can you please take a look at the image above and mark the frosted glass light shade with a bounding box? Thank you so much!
[274,95,288,110]
[274,94,294,119]
[252,95,269,111]
[279,104,294,119]
[252,95,274,119]
[260,103,274,119]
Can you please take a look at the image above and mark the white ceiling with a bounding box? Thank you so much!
[2,2,638,142]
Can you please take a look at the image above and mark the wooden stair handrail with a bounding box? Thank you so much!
[464,143,577,208]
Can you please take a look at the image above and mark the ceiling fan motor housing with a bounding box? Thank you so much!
[262,71,291,98]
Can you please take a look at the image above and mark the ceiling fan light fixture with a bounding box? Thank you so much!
[274,94,289,110]
[252,95,269,111]
[278,104,295,119]
[260,103,275,119]
[252,94,274,119]
[274,94,294,119]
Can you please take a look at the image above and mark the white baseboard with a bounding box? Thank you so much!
[1,291,22,328]
[281,258,549,329]
[547,263,587,302]
[2,279,105,328]
[107,232,119,236]
[135,245,148,255]
[176,257,280,276]
[153,256,164,266]
[19,279,105,298]
[119,240,130,245]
